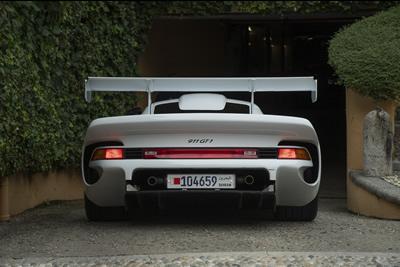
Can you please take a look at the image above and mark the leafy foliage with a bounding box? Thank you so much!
[0,1,159,176]
[166,1,397,16]
[328,5,400,101]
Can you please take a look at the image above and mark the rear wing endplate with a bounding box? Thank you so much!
[85,77,317,113]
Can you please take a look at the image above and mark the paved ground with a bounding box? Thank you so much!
[0,198,399,266]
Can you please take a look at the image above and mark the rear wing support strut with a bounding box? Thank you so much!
[145,79,153,109]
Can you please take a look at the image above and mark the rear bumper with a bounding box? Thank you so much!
[84,158,319,207]
[125,190,275,211]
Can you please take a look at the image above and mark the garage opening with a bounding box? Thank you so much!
[222,21,350,198]
[140,18,351,198]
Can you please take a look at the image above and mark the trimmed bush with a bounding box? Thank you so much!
[328,5,400,102]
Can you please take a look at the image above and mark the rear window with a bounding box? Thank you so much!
[154,102,250,114]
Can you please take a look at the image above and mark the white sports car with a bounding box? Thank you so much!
[82,77,321,221]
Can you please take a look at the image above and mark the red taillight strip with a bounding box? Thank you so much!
[144,149,258,159]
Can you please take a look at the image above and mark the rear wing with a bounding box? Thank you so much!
[85,77,317,113]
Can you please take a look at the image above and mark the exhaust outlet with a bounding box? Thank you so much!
[147,176,158,186]
[244,175,255,185]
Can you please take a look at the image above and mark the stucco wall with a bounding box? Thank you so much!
[7,169,83,216]
[347,178,400,219]
[346,89,395,172]
[346,89,399,217]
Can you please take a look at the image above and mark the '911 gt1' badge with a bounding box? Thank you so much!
[188,139,213,144]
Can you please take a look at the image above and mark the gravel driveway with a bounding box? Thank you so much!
[0,198,399,266]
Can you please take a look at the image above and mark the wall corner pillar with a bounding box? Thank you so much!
[346,89,396,216]
[0,176,10,222]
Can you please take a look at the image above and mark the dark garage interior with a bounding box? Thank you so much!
[142,17,356,198]
[222,19,350,198]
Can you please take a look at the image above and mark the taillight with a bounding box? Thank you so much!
[91,148,123,160]
[144,149,258,159]
[278,148,311,160]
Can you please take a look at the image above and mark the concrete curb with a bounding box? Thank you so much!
[1,251,400,266]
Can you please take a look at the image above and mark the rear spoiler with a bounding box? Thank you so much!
[85,77,317,113]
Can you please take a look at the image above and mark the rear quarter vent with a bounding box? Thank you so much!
[279,141,319,184]
[83,141,123,185]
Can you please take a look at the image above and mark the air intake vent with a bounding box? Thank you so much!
[258,148,278,159]
[125,148,143,159]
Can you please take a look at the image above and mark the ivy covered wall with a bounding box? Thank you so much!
[0,1,160,176]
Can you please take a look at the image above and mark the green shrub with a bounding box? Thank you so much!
[328,5,400,102]
[0,1,159,176]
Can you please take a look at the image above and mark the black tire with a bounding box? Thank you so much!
[274,195,318,221]
[84,193,128,222]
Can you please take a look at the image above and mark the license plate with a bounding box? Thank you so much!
[167,174,235,189]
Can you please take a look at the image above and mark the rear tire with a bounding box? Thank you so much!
[84,193,128,221]
[274,195,318,221]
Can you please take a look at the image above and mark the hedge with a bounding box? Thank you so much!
[328,4,400,102]
[0,1,162,176]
